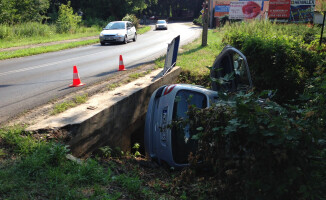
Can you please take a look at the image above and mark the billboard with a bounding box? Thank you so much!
[215,5,230,17]
[269,0,291,18]
[229,1,262,19]
[289,0,315,22]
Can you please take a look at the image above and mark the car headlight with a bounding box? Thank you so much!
[117,33,124,36]
[100,32,104,37]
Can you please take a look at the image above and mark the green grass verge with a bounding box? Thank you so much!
[0,32,99,49]
[137,26,151,34]
[155,29,223,76]
[0,25,151,60]
[0,39,99,60]
[51,94,88,115]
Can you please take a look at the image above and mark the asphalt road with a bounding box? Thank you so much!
[0,22,201,124]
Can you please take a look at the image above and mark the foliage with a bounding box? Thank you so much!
[315,0,326,12]
[177,70,211,87]
[0,126,41,155]
[222,21,324,104]
[113,174,144,198]
[173,92,326,199]
[299,67,326,130]
[56,1,82,33]
[193,15,202,26]
[137,25,151,34]
[0,0,50,24]
[122,14,140,29]
[51,94,88,115]
[82,17,110,28]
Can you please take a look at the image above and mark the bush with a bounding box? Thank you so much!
[56,1,82,33]
[82,17,111,28]
[173,92,326,199]
[122,14,139,29]
[222,21,323,104]
[193,15,202,26]
[0,22,54,39]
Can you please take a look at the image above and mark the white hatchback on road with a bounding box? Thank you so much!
[99,21,137,45]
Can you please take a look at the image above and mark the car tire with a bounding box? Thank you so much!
[123,35,128,44]
[100,42,105,46]
[133,33,137,42]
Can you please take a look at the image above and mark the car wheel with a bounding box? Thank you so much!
[100,42,105,46]
[123,35,128,44]
[133,33,137,42]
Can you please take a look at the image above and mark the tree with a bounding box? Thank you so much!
[56,1,81,33]
[0,0,50,24]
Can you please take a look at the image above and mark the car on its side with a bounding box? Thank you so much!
[144,46,253,168]
[99,21,137,45]
[155,20,168,30]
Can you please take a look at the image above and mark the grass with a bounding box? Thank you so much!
[155,29,224,76]
[51,94,88,115]
[0,39,99,60]
[0,22,100,49]
[0,126,172,199]
[137,25,151,34]
[0,25,151,60]
[0,28,225,200]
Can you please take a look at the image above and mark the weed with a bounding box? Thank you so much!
[107,83,121,91]
[0,149,5,157]
[51,94,88,115]
[0,126,41,155]
[99,146,112,158]
[137,26,151,34]
[114,174,143,197]
[132,143,141,157]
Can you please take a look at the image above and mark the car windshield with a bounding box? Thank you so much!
[105,22,125,30]
[157,20,166,24]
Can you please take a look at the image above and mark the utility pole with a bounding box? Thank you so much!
[202,0,209,46]
[320,11,325,46]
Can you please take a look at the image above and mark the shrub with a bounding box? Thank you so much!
[0,24,10,39]
[122,14,139,29]
[193,15,202,26]
[222,21,323,104]
[56,1,82,33]
[82,17,111,28]
[174,92,326,199]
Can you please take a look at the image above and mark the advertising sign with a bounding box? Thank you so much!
[289,0,315,22]
[269,0,291,18]
[215,5,230,17]
[229,1,262,19]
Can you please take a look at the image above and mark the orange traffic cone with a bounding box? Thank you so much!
[69,65,85,87]
[118,55,126,71]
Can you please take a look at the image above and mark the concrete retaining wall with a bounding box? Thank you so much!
[28,67,181,157]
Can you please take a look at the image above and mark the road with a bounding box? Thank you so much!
[0,22,201,124]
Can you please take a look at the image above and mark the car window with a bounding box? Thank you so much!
[171,90,207,164]
[210,46,252,92]
[127,22,133,28]
[157,20,166,24]
[105,22,125,30]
